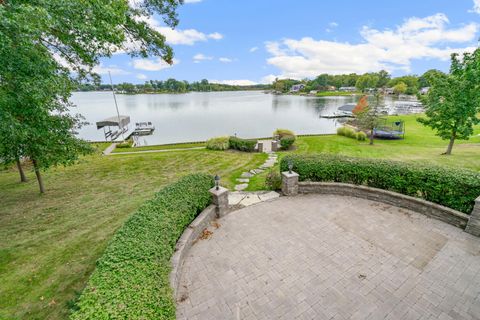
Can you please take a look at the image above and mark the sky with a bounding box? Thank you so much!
[96,0,480,85]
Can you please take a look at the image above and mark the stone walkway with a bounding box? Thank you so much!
[234,149,278,192]
[176,194,480,320]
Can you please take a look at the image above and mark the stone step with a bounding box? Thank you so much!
[234,184,249,191]
[236,178,250,183]
[241,172,254,178]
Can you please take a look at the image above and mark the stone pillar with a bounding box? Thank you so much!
[257,142,264,153]
[465,196,480,237]
[271,140,278,152]
[282,171,299,196]
[209,186,229,218]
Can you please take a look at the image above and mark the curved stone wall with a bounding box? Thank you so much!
[170,205,217,295]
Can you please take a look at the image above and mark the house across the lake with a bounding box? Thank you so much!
[339,86,357,92]
[290,84,305,92]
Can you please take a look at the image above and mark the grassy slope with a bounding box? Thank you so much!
[248,114,480,190]
[0,147,265,320]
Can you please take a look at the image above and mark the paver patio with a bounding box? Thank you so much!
[176,194,480,320]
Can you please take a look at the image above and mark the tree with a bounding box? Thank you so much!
[0,0,181,193]
[356,93,383,145]
[356,74,379,92]
[393,82,407,95]
[418,50,480,155]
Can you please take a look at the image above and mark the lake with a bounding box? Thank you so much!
[70,91,418,145]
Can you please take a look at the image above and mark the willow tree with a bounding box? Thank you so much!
[0,0,181,193]
[418,50,480,155]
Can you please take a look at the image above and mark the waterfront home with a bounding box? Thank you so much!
[290,84,305,92]
[385,87,395,95]
[339,86,357,92]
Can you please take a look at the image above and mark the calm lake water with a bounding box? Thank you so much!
[70,91,417,145]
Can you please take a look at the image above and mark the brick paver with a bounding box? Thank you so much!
[176,194,480,320]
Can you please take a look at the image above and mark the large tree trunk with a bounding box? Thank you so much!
[32,159,45,194]
[16,159,28,182]
[369,128,374,145]
[444,136,456,155]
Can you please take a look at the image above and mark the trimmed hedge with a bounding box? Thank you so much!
[206,136,229,150]
[229,136,257,152]
[280,135,296,150]
[280,154,480,214]
[70,173,214,320]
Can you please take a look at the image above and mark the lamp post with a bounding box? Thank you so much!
[288,160,293,174]
[214,175,220,190]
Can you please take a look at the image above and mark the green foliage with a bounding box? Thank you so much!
[70,173,214,320]
[265,170,282,191]
[355,93,384,145]
[356,131,367,141]
[355,74,380,91]
[336,127,356,139]
[229,136,257,152]
[280,135,296,150]
[393,82,407,95]
[273,128,295,139]
[418,50,480,155]
[206,136,230,150]
[388,75,419,95]
[281,154,480,214]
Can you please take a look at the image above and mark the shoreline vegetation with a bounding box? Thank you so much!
[75,69,435,96]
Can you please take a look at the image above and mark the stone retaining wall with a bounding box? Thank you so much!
[170,205,217,295]
[298,182,470,229]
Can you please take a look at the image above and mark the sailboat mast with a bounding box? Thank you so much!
[108,71,125,141]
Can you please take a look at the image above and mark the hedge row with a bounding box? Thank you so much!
[229,136,257,152]
[70,173,214,320]
[280,154,480,214]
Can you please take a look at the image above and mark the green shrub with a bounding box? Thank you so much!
[280,135,296,150]
[356,131,367,141]
[70,173,214,320]
[265,170,282,190]
[229,136,257,152]
[280,154,480,214]
[273,128,295,139]
[206,136,229,150]
[336,127,347,136]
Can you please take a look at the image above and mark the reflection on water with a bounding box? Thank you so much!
[69,91,415,145]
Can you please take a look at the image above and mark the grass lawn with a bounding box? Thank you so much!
[112,141,206,153]
[248,114,480,191]
[0,146,265,319]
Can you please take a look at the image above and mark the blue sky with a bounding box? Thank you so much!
[96,0,480,84]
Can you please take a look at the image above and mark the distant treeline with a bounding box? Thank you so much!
[76,79,271,94]
[272,69,444,95]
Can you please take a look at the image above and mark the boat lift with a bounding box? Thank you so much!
[96,116,130,141]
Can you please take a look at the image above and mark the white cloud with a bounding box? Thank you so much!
[92,64,130,75]
[266,13,478,79]
[136,73,148,80]
[209,79,259,86]
[219,57,233,63]
[137,16,223,46]
[208,32,224,40]
[472,0,480,13]
[326,22,339,33]
[261,74,282,84]
[249,46,259,53]
[132,58,179,71]
[193,53,213,63]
